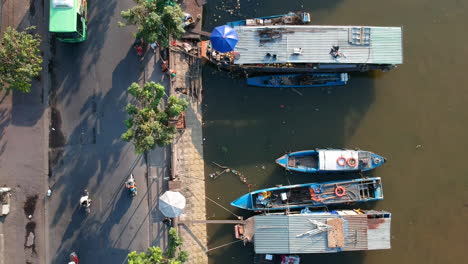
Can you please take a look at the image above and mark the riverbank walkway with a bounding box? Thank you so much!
[169,40,207,264]
[168,1,207,263]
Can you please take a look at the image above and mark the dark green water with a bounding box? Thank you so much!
[202,0,468,263]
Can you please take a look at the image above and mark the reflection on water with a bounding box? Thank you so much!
[202,0,468,263]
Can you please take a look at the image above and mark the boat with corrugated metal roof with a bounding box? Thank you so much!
[247,73,348,88]
[235,209,391,254]
[275,149,386,173]
[201,21,403,73]
[230,177,383,211]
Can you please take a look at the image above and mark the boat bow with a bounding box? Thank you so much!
[231,193,253,209]
[275,154,288,168]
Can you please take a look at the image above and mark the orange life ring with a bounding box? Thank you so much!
[336,156,346,166]
[347,157,358,167]
[335,186,346,197]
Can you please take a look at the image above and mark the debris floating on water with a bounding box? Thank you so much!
[210,161,250,186]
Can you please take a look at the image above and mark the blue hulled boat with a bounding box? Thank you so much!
[247,73,349,88]
[231,177,383,211]
[276,149,386,173]
[227,12,311,27]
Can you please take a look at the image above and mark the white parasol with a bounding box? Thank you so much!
[159,191,186,217]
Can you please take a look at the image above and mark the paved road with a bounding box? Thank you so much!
[47,0,156,263]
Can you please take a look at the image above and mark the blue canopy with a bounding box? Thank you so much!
[210,25,238,53]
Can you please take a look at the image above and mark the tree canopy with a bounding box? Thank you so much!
[119,0,185,48]
[0,27,43,93]
[121,81,188,154]
[128,228,188,264]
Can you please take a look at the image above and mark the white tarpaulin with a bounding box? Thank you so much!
[319,150,359,170]
[159,191,186,217]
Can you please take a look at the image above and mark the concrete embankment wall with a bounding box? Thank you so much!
[169,49,207,264]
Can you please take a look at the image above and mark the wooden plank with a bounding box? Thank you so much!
[327,218,344,248]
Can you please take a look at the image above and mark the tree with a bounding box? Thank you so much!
[0,26,43,93]
[128,228,189,264]
[122,81,188,154]
[119,0,185,48]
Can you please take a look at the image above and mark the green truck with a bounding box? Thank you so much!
[49,0,87,42]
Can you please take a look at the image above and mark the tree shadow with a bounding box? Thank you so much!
[50,0,122,107]
[10,71,45,126]
[49,43,145,227]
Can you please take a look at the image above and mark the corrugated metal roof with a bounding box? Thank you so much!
[254,215,291,254]
[342,215,368,251]
[367,216,392,250]
[253,211,391,254]
[288,215,338,254]
[233,25,403,65]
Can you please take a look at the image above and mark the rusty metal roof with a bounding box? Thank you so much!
[252,210,391,254]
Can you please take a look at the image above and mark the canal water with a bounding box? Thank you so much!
[201,0,468,263]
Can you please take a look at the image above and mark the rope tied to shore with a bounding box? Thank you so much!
[205,196,241,219]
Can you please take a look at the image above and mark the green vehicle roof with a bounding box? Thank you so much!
[49,0,80,33]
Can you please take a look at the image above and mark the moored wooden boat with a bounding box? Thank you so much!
[275,149,386,173]
[247,73,348,88]
[230,177,383,211]
[227,12,311,27]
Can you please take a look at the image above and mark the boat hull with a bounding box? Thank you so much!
[276,149,386,173]
[247,73,349,88]
[231,177,384,211]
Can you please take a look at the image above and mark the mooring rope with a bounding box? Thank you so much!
[206,196,241,219]
[204,239,243,252]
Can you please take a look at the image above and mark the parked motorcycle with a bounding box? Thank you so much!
[126,174,137,197]
[79,189,91,215]
[68,252,79,264]
[133,38,144,57]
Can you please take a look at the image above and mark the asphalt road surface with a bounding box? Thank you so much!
[47,0,153,262]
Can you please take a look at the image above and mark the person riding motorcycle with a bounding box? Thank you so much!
[126,174,137,196]
[80,190,91,209]
[68,252,79,264]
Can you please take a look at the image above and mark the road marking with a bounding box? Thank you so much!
[0,233,4,264]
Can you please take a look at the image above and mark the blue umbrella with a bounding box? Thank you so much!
[210,25,239,53]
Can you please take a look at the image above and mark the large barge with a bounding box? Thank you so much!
[202,14,403,74]
[236,210,391,254]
